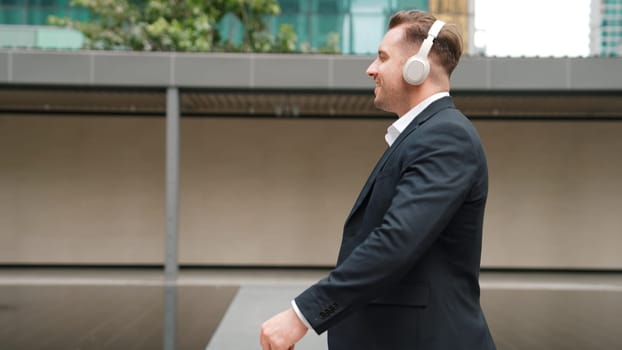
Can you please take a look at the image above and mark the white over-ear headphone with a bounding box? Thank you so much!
[402,19,445,85]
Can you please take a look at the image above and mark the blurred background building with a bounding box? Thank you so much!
[591,0,622,56]
[0,0,88,49]
[0,0,473,54]
[4,0,620,57]
[221,0,472,55]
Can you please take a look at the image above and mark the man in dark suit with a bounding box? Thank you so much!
[261,10,496,350]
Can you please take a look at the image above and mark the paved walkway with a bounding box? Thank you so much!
[1,268,621,350]
[206,286,327,350]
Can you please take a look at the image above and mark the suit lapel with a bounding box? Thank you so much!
[345,97,455,223]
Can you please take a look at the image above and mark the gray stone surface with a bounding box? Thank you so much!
[1,49,621,91]
[254,55,331,88]
[489,57,569,90]
[174,54,252,87]
[0,51,8,82]
[92,52,171,86]
[11,51,91,84]
[569,58,622,90]
[206,286,327,350]
[332,55,375,89]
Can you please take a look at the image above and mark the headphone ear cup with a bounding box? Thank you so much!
[403,56,429,85]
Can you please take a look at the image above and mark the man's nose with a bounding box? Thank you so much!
[366,61,377,77]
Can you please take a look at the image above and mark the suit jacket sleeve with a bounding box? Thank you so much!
[295,113,484,334]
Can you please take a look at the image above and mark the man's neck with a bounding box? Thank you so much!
[395,76,450,116]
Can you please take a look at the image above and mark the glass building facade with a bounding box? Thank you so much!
[1,0,430,53]
[220,0,472,54]
[591,0,622,56]
[0,0,89,49]
[0,0,479,55]
[601,0,622,56]
[0,0,91,24]
[220,0,429,54]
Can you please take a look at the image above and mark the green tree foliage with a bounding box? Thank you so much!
[319,32,341,54]
[48,0,306,53]
[222,0,280,52]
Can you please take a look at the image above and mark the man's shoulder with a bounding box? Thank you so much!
[420,106,473,133]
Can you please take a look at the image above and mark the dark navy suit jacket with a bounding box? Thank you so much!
[295,97,496,350]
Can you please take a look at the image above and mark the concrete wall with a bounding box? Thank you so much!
[1,114,621,269]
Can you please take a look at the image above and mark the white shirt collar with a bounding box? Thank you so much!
[385,92,450,146]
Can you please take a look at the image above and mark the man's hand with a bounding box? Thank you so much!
[260,307,308,350]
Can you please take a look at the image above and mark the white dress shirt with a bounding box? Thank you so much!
[385,91,450,146]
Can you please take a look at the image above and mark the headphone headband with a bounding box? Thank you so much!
[428,19,445,38]
[415,20,445,60]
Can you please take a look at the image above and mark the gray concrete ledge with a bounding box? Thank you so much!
[1,49,621,90]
